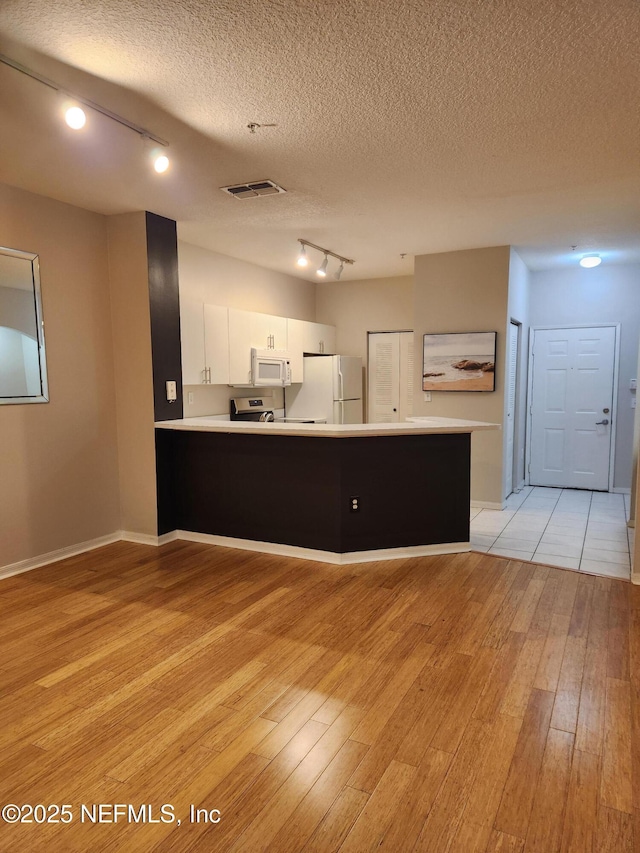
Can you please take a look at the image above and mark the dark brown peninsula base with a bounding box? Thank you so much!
[155,429,471,557]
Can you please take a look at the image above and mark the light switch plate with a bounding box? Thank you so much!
[423,391,432,402]
[166,380,177,402]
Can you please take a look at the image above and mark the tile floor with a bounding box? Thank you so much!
[470,486,634,579]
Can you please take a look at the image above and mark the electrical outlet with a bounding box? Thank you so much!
[632,397,637,409]
[423,391,432,402]
[188,392,194,405]
[350,496,360,512]
[166,380,177,402]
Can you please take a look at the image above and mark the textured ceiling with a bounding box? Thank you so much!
[0,0,639,279]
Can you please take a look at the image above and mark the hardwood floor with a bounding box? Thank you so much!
[0,541,637,852]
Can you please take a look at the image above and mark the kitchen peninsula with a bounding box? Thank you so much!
[155,417,498,563]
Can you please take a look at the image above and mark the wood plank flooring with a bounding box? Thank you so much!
[0,541,637,852]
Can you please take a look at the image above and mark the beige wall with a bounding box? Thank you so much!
[0,183,120,568]
[414,246,511,506]
[178,241,316,416]
[315,275,413,361]
[107,213,158,537]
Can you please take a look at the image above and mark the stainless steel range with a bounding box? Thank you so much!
[230,397,275,422]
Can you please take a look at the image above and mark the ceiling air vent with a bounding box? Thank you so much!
[221,180,286,199]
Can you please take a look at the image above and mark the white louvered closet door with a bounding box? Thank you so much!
[367,332,414,423]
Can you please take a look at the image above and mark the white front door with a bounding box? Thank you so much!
[529,326,616,490]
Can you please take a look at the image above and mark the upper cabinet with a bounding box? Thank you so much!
[180,301,336,387]
[204,305,230,384]
[287,320,337,382]
[228,309,288,385]
[181,303,230,385]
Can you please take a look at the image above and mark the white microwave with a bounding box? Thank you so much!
[250,348,292,387]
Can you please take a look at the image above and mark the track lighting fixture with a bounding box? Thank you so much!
[317,254,329,277]
[297,244,308,267]
[296,240,355,280]
[64,105,86,130]
[0,52,171,174]
[579,253,602,268]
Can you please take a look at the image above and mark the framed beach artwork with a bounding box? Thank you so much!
[423,331,497,392]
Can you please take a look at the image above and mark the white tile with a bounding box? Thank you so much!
[580,547,630,567]
[521,498,559,510]
[588,512,628,525]
[470,533,499,547]
[501,524,548,540]
[550,511,590,525]
[530,487,562,497]
[583,536,629,554]
[591,492,624,505]
[533,539,583,559]
[493,535,542,552]
[579,559,630,580]
[489,546,535,561]
[545,522,587,537]
[586,521,629,540]
[470,544,490,553]
[554,503,590,515]
[469,507,482,520]
[539,531,584,549]
[533,551,580,570]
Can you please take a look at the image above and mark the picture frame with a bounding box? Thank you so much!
[423,331,497,392]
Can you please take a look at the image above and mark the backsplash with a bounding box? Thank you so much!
[182,383,285,418]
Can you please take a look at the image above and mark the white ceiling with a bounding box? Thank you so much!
[1,0,639,281]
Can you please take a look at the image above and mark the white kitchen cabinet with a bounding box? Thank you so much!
[287,319,337,382]
[180,299,206,385]
[228,309,288,385]
[204,304,230,384]
[180,303,229,385]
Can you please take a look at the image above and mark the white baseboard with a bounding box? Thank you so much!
[0,532,122,581]
[612,487,631,495]
[470,500,506,511]
[176,530,470,564]
[120,530,179,546]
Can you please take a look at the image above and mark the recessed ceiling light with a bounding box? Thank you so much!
[579,254,602,268]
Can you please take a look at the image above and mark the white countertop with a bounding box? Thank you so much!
[155,416,500,438]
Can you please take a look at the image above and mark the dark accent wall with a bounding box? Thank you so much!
[146,211,183,422]
[155,430,470,551]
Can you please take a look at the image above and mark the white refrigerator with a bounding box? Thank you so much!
[285,355,363,424]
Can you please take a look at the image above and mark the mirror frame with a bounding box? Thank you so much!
[0,245,49,405]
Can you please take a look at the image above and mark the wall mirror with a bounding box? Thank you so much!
[0,245,49,404]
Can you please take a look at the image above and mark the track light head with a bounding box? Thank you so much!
[316,254,328,277]
[297,243,308,267]
[153,153,170,173]
[334,262,344,281]
[65,105,86,129]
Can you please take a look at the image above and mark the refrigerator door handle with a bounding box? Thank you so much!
[338,400,344,424]
[338,366,344,403]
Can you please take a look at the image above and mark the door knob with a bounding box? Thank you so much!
[595,419,609,425]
